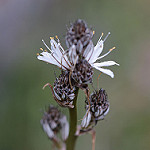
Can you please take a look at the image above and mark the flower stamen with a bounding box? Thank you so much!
[109,46,116,51]
[103,32,110,42]
[97,73,102,90]
[98,32,104,43]
[42,39,69,70]
[50,37,54,40]
[42,39,52,53]
[96,46,116,60]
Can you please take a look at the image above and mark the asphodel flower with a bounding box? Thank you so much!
[37,33,119,79]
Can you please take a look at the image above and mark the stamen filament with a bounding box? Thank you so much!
[103,32,110,42]
[96,46,115,60]
[98,32,104,42]
[42,39,52,53]
[42,39,69,70]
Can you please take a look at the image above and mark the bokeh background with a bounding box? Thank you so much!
[0,0,150,150]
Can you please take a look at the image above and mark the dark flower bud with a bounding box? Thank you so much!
[41,105,69,141]
[53,71,76,108]
[81,88,110,129]
[71,59,93,88]
[66,19,94,56]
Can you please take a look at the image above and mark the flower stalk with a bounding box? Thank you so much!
[66,88,79,150]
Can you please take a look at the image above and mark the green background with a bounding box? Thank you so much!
[0,0,150,149]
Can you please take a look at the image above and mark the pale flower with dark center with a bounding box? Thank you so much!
[37,32,119,78]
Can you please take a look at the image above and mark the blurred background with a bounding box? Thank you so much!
[0,0,150,150]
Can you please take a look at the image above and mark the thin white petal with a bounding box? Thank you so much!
[50,39,62,56]
[92,65,115,78]
[41,120,54,139]
[84,41,94,59]
[81,111,92,128]
[88,40,104,64]
[37,52,61,67]
[60,116,69,141]
[93,61,120,67]
[51,39,72,68]
[103,106,110,116]
[37,51,70,70]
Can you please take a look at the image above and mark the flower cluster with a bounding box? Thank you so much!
[37,19,119,149]
[41,105,68,149]
[41,105,69,140]
[81,89,110,129]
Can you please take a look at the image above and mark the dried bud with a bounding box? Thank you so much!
[81,89,110,129]
[53,71,76,108]
[66,19,94,56]
[71,59,93,88]
[41,105,69,141]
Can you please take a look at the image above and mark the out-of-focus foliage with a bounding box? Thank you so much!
[0,0,150,150]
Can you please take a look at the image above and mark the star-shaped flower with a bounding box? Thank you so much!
[37,32,119,78]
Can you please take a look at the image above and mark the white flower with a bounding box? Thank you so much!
[37,32,119,78]
[84,32,120,78]
[37,37,73,70]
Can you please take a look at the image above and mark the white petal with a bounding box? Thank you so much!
[84,41,94,60]
[81,111,92,128]
[37,52,70,70]
[51,40,71,68]
[60,116,69,141]
[103,106,110,116]
[37,52,62,67]
[88,40,104,64]
[97,115,104,120]
[41,120,54,139]
[50,39,61,55]
[53,89,61,101]
[92,65,114,78]
[93,61,120,67]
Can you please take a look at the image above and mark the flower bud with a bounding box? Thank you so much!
[53,71,76,108]
[66,19,94,58]
[71,59,93,88]
[81,88,110,129]
[41,105,69,141]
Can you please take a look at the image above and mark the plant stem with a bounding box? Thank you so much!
[66,88,79,150]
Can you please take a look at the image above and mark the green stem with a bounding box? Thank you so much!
[66,88,79,150]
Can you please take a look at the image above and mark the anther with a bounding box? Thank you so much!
[50,37,54,40]
[93,31,95,35]
[109,47,116,52]
[98,32,104,42]
[37,53,39,56]
[40,48,43,51]
[55,35,58,39]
